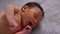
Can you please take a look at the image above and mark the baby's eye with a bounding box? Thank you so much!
[34,13,37,19]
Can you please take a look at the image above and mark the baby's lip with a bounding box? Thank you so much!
[24,21,36,28]
[25,22,32,27]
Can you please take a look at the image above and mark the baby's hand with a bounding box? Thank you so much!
[14,25,32,34]
[5,4,20,31]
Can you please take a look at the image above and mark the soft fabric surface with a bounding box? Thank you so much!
[0,0,60,34]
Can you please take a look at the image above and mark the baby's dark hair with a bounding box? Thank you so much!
[24,2,44,17]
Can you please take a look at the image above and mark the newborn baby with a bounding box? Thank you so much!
[0,2,44,34]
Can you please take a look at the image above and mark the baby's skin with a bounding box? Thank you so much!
[0,3,43,34]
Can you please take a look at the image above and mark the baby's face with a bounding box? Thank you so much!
[13,6,43,33]
[21,7,43,28]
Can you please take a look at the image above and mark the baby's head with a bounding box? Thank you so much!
[12,2,44,33]
[21,2,44,28]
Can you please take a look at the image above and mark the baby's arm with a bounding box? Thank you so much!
[5,5,20,30]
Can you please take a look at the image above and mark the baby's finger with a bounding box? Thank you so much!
[14,25,32,34]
